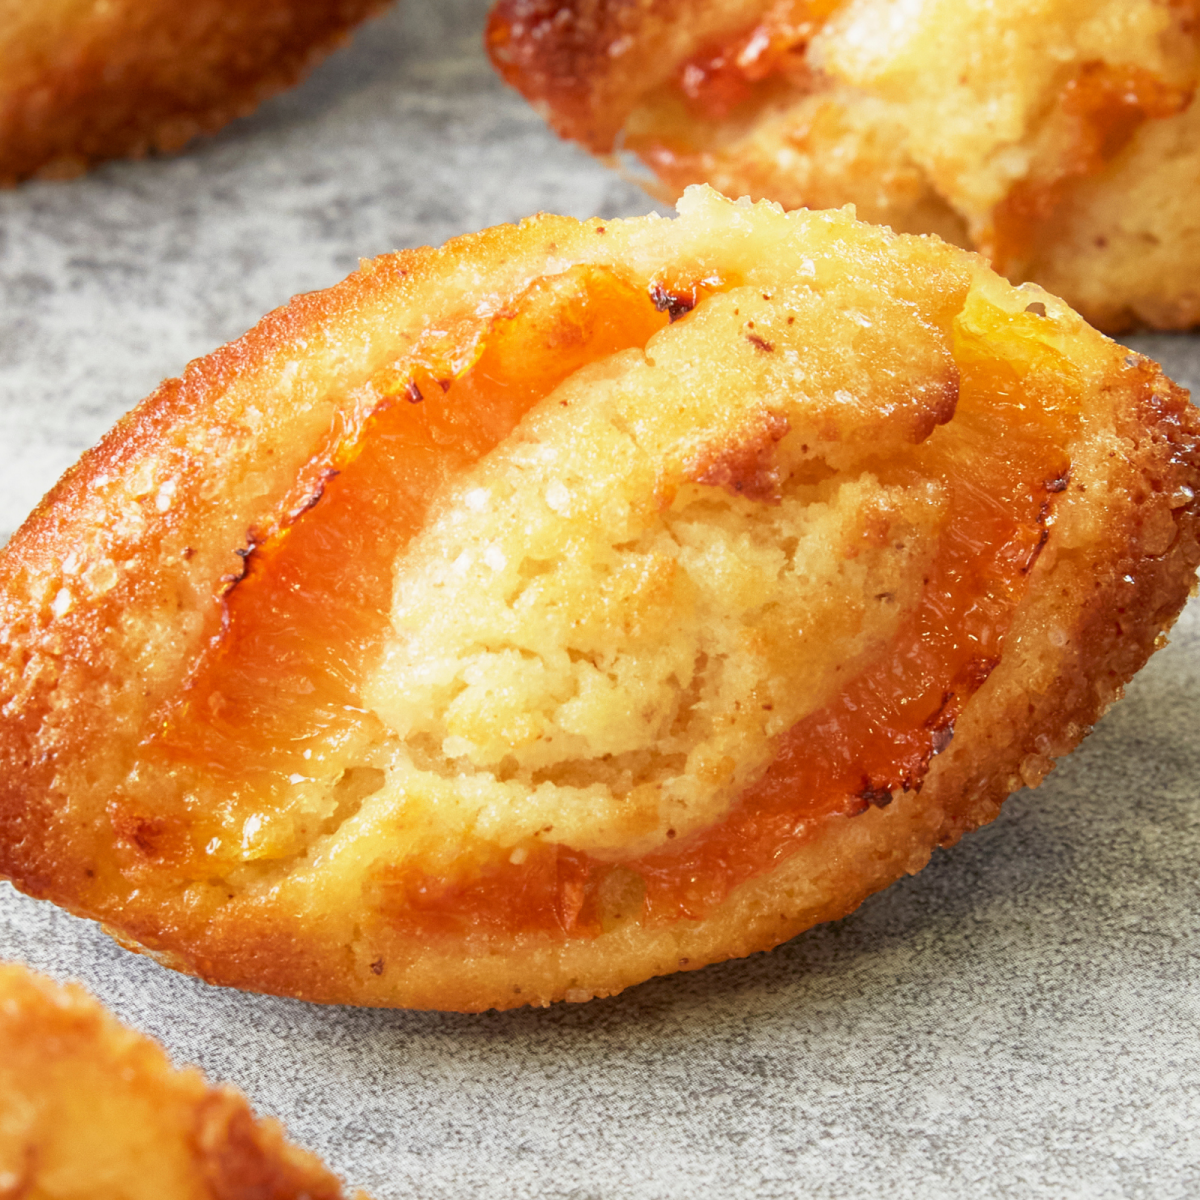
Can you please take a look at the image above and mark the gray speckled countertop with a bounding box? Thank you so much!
[2,2,1199,1197]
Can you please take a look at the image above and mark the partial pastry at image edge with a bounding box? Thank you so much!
[0,0,391,185]
[0,960,367,1200]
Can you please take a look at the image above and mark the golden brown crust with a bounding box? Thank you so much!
[0,961,365,1199]
[1,189,1198,1012]
[487,0,771,151]
[487,0,1200,332]
[0,0,388,185]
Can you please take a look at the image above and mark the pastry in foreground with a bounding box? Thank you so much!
[487,0,1200,333]
[2,187,1199,1012]
[0,961,365,1199]
[0,0,387,185]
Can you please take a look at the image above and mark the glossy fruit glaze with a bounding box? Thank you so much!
[671,0,842,122]
[634,392,1071,923]
[376,301,1078,941]
[379,321,1075,945]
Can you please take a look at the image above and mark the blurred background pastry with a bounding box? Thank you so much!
[488,0,1200,331]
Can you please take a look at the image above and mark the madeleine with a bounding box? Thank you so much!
[0,961,365,1198]
[1,188,1197,1010]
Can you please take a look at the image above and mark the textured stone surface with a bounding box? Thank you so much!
[1,1,1198,1197]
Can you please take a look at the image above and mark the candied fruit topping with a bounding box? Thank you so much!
[379,365,1073,938]
[127,266,671,874]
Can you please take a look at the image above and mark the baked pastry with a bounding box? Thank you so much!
[1,187,1197,1011]
[487,0,1200,332]
[0,961,365,1199]
[0,0,387,185]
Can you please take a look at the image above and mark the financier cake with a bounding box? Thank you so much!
[0,0,386,185]
[1,187,1198,1011]
[0,962,366,1199]
[487,0,1200,332]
